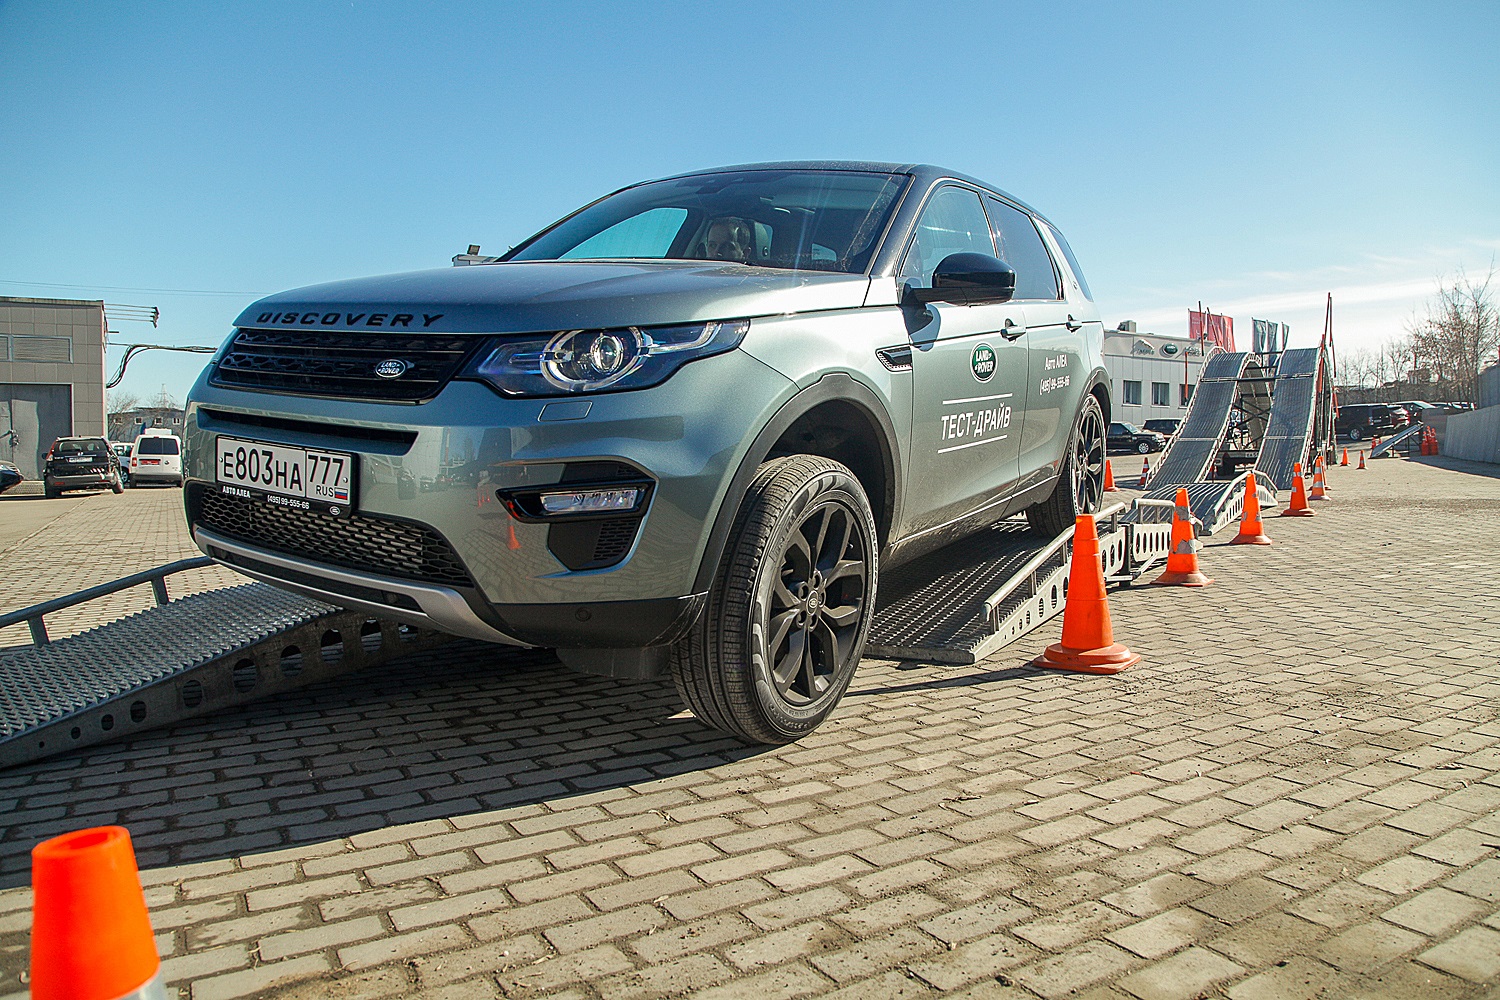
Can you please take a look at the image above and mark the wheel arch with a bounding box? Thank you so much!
[691,374,902,594]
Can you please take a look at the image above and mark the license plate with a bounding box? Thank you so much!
[215,436,355,516]
[68,456,92,463]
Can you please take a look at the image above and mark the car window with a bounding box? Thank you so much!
[1040,220,1093,301]
[53,438,108,454]
[137,437,180,455]
[986,198,1060,300]
[559,207,687,260]
[899,186,996,287]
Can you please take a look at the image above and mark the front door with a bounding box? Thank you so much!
[900,186,1029,535]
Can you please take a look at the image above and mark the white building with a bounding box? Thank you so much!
[1103,321,1223,425]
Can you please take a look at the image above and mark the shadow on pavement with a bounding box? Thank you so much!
[0,640,766,886]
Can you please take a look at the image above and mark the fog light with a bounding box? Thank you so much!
[538,487,644,515]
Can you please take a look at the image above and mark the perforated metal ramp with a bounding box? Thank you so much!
[1148,352,1255,487]
[1254,347,1322,491]
[0,583,449,768]
[867,520,1047,663]
[1126,473,1279,536]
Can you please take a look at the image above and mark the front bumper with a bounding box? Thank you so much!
[182,350,792,646]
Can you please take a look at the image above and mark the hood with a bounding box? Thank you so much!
[234,261,872,335]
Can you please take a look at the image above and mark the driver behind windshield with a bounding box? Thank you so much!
[701,217,754,263]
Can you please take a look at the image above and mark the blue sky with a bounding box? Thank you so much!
[2,2,1497,406]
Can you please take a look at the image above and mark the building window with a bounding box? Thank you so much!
[1152,382,1170,406]
[1123,380,1142,405]
[1181,384,1193,405]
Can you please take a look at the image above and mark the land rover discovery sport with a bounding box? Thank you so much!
[183,162,1111,743]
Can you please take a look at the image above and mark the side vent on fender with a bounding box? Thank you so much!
[876,346,913,372]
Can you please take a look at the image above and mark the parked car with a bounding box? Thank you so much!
[1335,403,1398,441]
[0,461,22,495]
[182,161,1112,743]
[1107,421,1166,454]
[1391,400,1443,423]
[43,436,124,498]
[130,430,184,486]
[1387,405,1411,430]
[1142,418,1181,439]
[111,442,132,482]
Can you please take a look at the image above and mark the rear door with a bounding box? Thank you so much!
[901,185,1030,535]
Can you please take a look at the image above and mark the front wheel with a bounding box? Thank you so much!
[1136,440,1150,454]
[672,455,877,744]
[1347,427,1362,442]
[1027,394,1106,536]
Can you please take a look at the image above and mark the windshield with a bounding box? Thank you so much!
[507,169,910,274]
[53,438,108,455]
[137,437,180,455]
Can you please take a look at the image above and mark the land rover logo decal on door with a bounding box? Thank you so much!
[971,344,996,382]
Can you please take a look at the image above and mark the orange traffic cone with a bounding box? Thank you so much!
[1137,457,1150,489]
[1358,450,1367,470]
[30,826,163,1000]
[1034,514,1141,674]
[1340,448,1349,467]
[1103,459,1116,491]
[1309,457,1328,500]
[1280,462,1315,517]
[1153,488,1213,586]
[1230,471,1273,545]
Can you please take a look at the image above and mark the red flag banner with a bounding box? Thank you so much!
[1188,310,1235,351]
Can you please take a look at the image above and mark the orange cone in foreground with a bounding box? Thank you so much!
[1137,457,1150,489]
[1340,448,1349,467]
[1153,488,1213,587]
[1230,471,1273,545]
[1281,462,1316,517]
[31,826,163,1000]
[1309,457,1329,501]
[1358,450,1367,470]
[1103,459,1116,491]
[1034,514,1141,674]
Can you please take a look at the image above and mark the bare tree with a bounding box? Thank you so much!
[1407,267,1499,404]
[107,390,141,416]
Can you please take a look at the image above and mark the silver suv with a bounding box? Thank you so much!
[183,162,1109,743]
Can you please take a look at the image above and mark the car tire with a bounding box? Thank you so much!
[1027,394,1106,537]
[1348,427,1362,442]
[44,482,60,499]
[1136,440,1150,454]
[671,455,877,745]
[111,475,124,495]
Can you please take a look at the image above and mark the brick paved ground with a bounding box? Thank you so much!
[0,487,246,648]
[1,456,1497,999]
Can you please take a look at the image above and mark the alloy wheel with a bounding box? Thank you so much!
[765,499,870,705]
[1073,405,1106,514]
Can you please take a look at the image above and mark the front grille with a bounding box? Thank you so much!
[210,328,485,402]
[189,484,473,587]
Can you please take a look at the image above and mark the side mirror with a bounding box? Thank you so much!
[906,253,1016,306]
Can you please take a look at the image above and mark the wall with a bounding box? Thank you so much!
[1443,405,1500,464]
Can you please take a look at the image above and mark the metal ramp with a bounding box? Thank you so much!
[866,505,1173,664]
[1254,347,1327,491]
[1371,422,1424,458]
[1147,352,1269,488]
[1123,473,1281,537]
[1,570,449,769]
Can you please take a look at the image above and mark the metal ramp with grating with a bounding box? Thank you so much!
[1370,422,1425,458]
[865,504,1173,665]
[1146,352,1259,488]
[0,572,450,769]
[1254,347,1326,491]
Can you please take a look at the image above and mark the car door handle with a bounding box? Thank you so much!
[1001,318,1026,340]
[1065,314,1083,332]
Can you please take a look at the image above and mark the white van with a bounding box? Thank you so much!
[129,430,184,486]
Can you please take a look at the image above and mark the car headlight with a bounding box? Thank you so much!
[463,319,750,397]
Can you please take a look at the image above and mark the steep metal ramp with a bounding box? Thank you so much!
[1146,352,1254,487]
[1371,422,1424,458]
[1254,347,1324,491]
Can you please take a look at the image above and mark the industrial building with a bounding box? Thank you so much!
[0,296,108,478]
[1103,320,1224,425]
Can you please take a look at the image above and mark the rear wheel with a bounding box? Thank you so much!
[1027,394,1106,537]
[672,455,877,744]
[110,474,124,495]
[43,480,60,499]
[1136,440,1150,454]
[1348,427,1363,442]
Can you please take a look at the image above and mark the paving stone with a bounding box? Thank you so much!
[1106,907,1222,960]
[1115,946,1243,1000]
[1313,920,1426,971]
[1381,886,1491,935]
[1010,940,1138,998]
[1415,926,1500,982]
